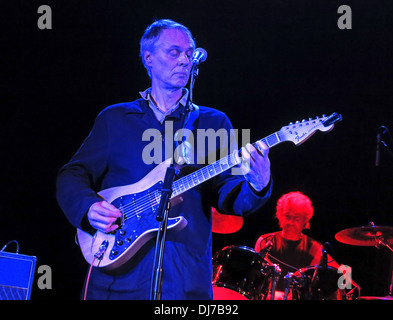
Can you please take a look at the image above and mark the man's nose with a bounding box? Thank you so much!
[178,52,190,65]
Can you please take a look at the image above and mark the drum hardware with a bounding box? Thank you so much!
[374,233,393,252]
[256,235,281,299]
[287,266,351,300]
[283,272,294,300]
[268,264,281,300]
[282,266,360,300]
[335,222,393,300]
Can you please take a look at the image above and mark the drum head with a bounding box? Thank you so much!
[212,286,249,300]
[292,265,344,300]
[212,245,272,300]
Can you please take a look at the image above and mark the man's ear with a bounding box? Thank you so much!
[144,51,153,66]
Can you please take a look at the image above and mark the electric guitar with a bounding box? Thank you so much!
[77,112,342,270]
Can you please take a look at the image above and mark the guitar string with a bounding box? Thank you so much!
[120,128,314,220]
[106,120,327,222]
[110,123,323,221]
[119,166,212,217]
[116,130,284,220]
[116,134,279,221]
[118,154,238,221]
[116,136,281,221]
[121,157,234,220]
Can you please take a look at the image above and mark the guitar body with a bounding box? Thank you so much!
[76,159,187,270]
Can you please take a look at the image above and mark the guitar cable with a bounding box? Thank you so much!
[83,240,109,300]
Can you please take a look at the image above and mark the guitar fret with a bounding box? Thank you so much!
[227,153,237,167]
[213,162,220,174]
[197,171,202,183]
[261,133,280,148]
[193,172,198,183]
[173,183,181,195]
[185,176,192,189]
[172,154,237,197]
[201,166,209,180]
[219,159,228,171]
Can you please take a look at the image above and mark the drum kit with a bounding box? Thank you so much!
[212,213,393,300]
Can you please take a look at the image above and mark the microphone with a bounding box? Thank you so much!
[376,126,388,167]
[192,48,207,65]
[259,239,273,259]
[376,132,381,167]
[320,242,328,269]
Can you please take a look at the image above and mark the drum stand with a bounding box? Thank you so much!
[283,273,294,300]
[375,232,393,297]
[269,264,281,300]
[374,234,393,252]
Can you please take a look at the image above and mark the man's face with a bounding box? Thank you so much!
[145,28,195,90]
[280,213,307,235]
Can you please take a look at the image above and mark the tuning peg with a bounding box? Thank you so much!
[322,114,326,117]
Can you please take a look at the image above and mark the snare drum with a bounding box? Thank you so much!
[212,245,275,300]
[291,265,346,300]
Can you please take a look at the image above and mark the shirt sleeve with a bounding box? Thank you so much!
[56,111,109,229]
[207,112,272,216]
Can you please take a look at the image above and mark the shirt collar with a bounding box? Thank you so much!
[139,88,189,107]
[139,87,189,122]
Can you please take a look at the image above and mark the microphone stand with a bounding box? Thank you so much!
[308,243,328,299]
[150,62,200,300]
[376,125,393,166]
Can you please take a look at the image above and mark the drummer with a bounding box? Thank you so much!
[254,191,340,299]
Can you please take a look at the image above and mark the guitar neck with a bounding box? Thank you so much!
[171,131,283,198]
[258,131,283,149]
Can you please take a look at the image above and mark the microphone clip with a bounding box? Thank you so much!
[192,48,207,66]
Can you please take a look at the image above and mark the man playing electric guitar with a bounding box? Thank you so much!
[56,19,272,300]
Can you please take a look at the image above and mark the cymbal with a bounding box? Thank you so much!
[212,208,243,234]
[335,222,393,246]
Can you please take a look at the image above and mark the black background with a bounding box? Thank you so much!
[1,0,393,300]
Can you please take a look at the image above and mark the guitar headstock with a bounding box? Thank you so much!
[279,112,342,145]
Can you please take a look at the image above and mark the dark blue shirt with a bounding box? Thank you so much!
[56,98,272,299]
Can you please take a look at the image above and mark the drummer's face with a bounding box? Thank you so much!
[281,213,307,234]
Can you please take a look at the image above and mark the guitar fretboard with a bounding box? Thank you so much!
[172,153,238,197]
[171,131,283,198]
[261,132,282,148]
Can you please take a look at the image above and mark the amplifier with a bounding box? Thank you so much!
[0,251,37,300]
